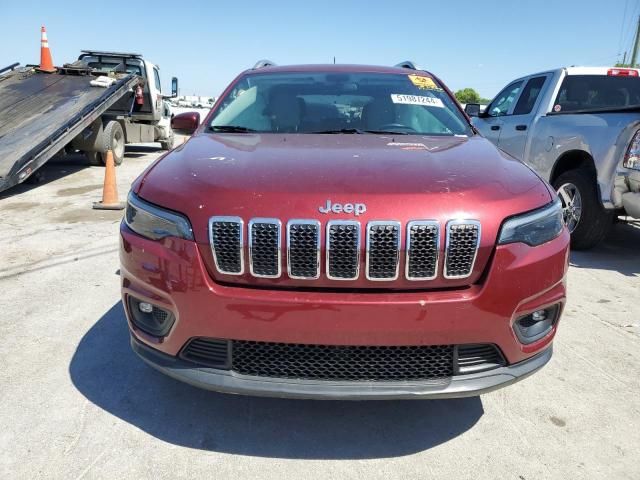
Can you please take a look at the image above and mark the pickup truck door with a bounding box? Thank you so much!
[472,80,524,145]
[497,75,550,160]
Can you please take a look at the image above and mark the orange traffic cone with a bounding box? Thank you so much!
[93,150,124,210]
[37,25,56,73]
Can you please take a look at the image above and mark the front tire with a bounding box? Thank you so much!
[552,169,613,250]
[102,121,125,165]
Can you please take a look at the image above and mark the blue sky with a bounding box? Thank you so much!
[1,0,637,98]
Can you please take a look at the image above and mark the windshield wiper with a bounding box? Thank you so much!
[312,128,364,134]
[362,129,409,135]
[210,125,257,133]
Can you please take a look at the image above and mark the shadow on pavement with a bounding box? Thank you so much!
[70,302,484,459]
[570,220,640,276]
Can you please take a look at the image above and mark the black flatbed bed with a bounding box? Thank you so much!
[0,66,138,192]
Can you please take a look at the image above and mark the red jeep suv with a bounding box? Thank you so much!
[120,61,569,399]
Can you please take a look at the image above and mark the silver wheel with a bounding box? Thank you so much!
[557,182,583,233]
[112,128,125,159]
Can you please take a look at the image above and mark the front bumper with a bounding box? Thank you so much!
[120,222,569,398]
[132,336,552,399]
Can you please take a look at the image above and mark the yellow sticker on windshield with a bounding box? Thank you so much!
[408,74,441,90]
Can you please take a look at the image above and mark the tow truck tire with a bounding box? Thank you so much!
[552,169,614,250]
[85,151,103,166]
[102,121,125,166]
[160,132,175,150]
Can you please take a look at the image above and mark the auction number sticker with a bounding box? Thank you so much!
[391,94,444,108]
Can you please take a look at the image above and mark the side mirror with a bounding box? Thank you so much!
[171,111,200,135]
[464,103,481,117]
[171,77,178,98]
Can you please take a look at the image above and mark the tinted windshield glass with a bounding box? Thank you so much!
[555,75,640,112]
[210,71,472,136]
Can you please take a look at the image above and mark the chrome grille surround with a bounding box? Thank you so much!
[286,219,321,280]
[366,221,401,281]
[207,216,482,282]
[444,220,481,279]
[248,218,282,278]
[209,216,244,275]
[326,220,361,281]
[405,220,440,281]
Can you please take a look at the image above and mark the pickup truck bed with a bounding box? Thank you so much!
[0,67,137,192]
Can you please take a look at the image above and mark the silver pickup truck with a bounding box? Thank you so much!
[467,67,640,249]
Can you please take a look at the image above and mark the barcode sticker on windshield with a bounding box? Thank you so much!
[390,94,444,108]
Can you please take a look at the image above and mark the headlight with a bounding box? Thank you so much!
[125,192,193,240]
[498,199,564,246]
[623,129,640,170]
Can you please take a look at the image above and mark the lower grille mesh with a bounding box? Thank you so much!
[181,338,506,380]
[231,341,453,381]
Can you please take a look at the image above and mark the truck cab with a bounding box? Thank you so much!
[71,51,179,164]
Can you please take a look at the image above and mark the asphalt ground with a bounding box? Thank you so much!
[0,145,638,479]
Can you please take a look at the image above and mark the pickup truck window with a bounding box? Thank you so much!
[554,75,640,112]
[487,81,523,117]
[153,67,161,93]
[513,76,547,115]
[210,72,472,136]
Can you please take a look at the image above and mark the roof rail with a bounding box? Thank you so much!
[395,61,420,70]
[253,59,277,69]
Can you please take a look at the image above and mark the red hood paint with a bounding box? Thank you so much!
[136,133,551,289]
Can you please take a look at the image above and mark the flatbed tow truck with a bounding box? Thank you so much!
[0,51,178,193]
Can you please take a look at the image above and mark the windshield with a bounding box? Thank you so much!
[554,74,640,112]
[209,71,472,136]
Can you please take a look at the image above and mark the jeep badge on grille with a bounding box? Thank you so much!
[318,200,367,216]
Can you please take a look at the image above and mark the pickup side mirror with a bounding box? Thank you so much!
[171,111,200,134]
[464,103,481,117]
[171,77,178,98]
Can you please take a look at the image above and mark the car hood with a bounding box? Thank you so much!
[136,133,551,289]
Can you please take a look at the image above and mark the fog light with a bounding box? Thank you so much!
[532,309,547,322]
[514,304,560,345]
[127,296,175,337]
[139,302,153,313]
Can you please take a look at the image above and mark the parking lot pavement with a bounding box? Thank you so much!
[0,147,638,480]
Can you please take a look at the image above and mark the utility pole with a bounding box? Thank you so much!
[631,15,640,67]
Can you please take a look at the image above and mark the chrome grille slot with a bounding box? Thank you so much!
[366,221,401,280]
[445,220,480,279]
[287,220,321,279]
[249,219,281,278]
[406,221,439,280]
[209,216,243,275]
[326,220,360,280]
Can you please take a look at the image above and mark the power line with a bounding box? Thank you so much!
[619,0,630,53]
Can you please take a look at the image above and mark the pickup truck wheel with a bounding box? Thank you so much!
[160,132,175,150]
[553,169,613,250]
[103,121,125,166]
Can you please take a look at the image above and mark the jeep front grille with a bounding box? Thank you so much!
[445,221,481,279]
[326,220,360,280]
[208,216,481,282]
[406,221,439,280]
[287,220,321,279]
[209,216,244,275]
[366,221,401,280]
[249,219,281,278]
